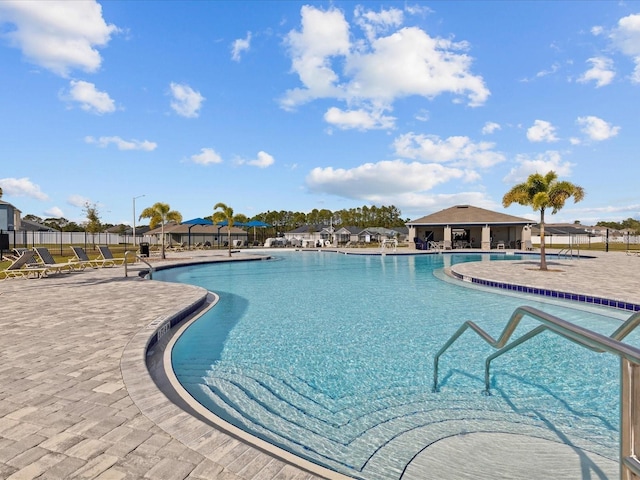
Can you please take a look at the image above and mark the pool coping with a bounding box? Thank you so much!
[448,267,640,312]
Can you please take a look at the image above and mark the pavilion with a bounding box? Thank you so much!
[406,205,533,250]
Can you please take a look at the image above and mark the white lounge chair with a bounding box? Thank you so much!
[97,246,125,266]
[1,251,49,279]
[71,246,118,268]
[34,247,83,273]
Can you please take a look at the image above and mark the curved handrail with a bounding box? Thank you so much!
[433,306,640,393]
[124,250,155,279]
[433,305,640,479]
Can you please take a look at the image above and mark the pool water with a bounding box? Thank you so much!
[157,252,632,479]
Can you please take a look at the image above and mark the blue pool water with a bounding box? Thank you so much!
[157,252,633,479]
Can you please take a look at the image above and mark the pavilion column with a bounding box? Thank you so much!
[444,225,452,242]
[481,225,491,250]
[409,226,417,249]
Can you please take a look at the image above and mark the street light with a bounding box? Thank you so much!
[133,194,145,246]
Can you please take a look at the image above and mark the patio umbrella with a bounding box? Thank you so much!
[182,217,213,248]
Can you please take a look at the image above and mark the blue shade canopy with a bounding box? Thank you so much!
[246,220,272,228]
[182,217,213,225]
[216,220,248,227]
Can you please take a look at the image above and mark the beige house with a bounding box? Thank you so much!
[407,205,532,250]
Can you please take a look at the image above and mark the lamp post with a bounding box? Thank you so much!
[133,194,145,246]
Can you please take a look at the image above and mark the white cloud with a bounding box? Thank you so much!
[85,135,157,151]
[190,148,223,165]
[235,151,275,168]
[231,32,251,62]
[481,121,501,135]
[306,160,466,198]
[591,25,604,36]
[393,133,505,169]
[578,57,615,87]
[0,177,48,200]
[281,5,489,130]
[169,82,205,118]
[576,115,620,141]
[526,120,558,143]
[324,106,395,130]
[67,194,91,207]
[64,80,115,114]
[610,13,640,57]
[0,0,118,77]
[503,151,574,184]
[44,206,64,217]
[610,13,640,83]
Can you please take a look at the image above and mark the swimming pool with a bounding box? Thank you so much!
[157,252,631,479]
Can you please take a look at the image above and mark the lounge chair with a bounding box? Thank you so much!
[97,246,125,266]
[34,247,83,273]
[71,246,118,268]
[1,250,50,279]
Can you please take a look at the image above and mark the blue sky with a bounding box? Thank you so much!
[1,1,638,227]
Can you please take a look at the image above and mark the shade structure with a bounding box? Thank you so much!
[246,220,271,228]
[182,217,213,225]
[216,220,248,227]
[182,218,213,248]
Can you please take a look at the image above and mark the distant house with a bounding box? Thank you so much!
[407,205,532,250]
[19,219,56,232]
[0,200,18,231]
[284,224,409,247]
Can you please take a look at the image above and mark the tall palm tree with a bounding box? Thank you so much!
[503,171,584,271]
[212,202,235,257]
[138,202,182,259]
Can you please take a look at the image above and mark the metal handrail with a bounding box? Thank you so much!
[124,250,155,279]
[433,305,640,479]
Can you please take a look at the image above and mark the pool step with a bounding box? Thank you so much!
[176,362,619,479]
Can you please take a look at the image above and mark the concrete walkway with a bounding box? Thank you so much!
[0,249,637,479]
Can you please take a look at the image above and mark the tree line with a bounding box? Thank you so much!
[21,204,409,234]
[596,218,640,234]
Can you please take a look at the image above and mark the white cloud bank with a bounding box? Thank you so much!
[0,0,118,77]
[282,5,489,131]
[169,82,205,118]
[85,135,157,151]
[305,130,505,214]
[503,151,575,184]
[0,177,48,200]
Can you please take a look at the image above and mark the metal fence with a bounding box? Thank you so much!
[0,230,157,249]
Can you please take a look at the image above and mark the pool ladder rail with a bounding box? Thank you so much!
[433,305,640,479]
[124,250,155,279]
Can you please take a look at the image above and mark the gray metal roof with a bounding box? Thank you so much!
[407,205,531,226]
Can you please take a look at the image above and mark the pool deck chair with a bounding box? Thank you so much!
[97,246,125,266]
[33,247,83,274]
[71,246,117,268]
[1,250,50,279]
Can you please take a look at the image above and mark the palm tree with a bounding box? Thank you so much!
[212,202,235,257]
[138,202,182,259]
[503,171,584,271]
